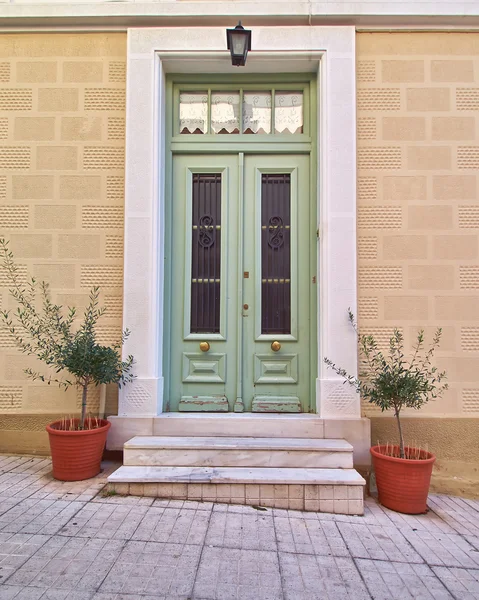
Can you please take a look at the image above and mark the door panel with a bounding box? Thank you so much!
[242,155,311,412]
[169,155,239,412]
[168,153,312,412]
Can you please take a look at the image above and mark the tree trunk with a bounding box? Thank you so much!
[80,384,88,429]
[394,408,405,459]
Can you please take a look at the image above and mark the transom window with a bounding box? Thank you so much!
[178,87,304,136]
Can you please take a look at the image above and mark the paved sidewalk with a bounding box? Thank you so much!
[0,455,478,600]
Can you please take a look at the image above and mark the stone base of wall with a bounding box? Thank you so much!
[107,482,365,515]
[371,416,479,499]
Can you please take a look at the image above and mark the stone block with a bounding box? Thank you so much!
[288,485,303,500]
[304,500,320,511]
[333,486,349,500]
[9,234,52,258]
[407,146,451,170]
[34,205,76,229]
[384,296,429,320]
[408,205,453,230]
[435,296,479,320]
[38,88,79,112]
[383,176,427,201]
[407,88,450,111]
[382,117,425,141]
[143,484,158,497]
[230,484,245,499]
[57,234,101,259]
[216,484,231,498]
[319,485,334,500]
[202,484,216,500]
[129,483,144,496]
[288,499,303,511]
[432,117,475,141]
[113,483,128,495]
[33,263,76,289]
[12,175,53,199]
[431,60,474,82]
[187,484,202,500]
[83,146,124,170]
[171,484,187,499]
[60,175,102,200]
[433,175,476,200]
[347,486,363,500]
[273,485,288,499]
[16,61,57,83]
[305,485,318,500]
[63,61,103,83]
[274,499,289,509]
[61,116,103,141]
[348,500,364,515]
[433,235,478,259]
[245,485,259,500]
[408,265,455,290]
[382,60,424,83]
[437,357,479,383]
[319,499,334,513]
[14,117,55,141]
[383,235,428,259]
[410,325,456,351]
[37,146,78,170]
[260,484,274,499]
[333,500,349,514]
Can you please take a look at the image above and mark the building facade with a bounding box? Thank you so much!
[0,2,478,497]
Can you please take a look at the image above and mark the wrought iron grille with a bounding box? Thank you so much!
[190,174,221,333]
[261,174,291,334]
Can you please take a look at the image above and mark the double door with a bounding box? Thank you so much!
[167,154,313,412]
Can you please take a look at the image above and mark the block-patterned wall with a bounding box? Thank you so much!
[0,33,126,420]
[357,32,479,419]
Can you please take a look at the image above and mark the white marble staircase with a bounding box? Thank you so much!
[107,415,366,514]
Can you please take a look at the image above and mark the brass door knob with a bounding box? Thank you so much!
[199,341,210,352]
[271,341,281,352]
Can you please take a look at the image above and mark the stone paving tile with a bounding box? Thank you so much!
[279,552,370,600]
[58,503,149,540]
[194,546,282,600]
[0,534,51,584]
[274,516,350,556]
[4,536,124,592]
[99,540,201,597]
[401,527,479,568]
[355,559,454,600]
[0,587,95,599]
[432,566,479,599]
[132,506,211,545]
[0,500,84,536]
[336,521,424,563]
[429,494,479,537]
[205,510,276,550]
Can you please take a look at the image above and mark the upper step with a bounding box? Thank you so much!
[124,436,354,469]
[152,413,325,439]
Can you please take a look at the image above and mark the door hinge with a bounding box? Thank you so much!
[316,228,320,239]
[312,275,316,284]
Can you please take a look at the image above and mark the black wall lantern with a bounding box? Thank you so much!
[226,22,252,67]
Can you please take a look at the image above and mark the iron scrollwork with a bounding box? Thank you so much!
[198,215,215,248]
[268,216,284,249]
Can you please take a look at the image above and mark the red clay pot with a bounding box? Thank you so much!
[371,445,436,514]
[46,419,111,481]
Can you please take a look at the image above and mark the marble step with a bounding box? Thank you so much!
[107,466,366,514]
[123,436,354,469]
[152,413,325,439]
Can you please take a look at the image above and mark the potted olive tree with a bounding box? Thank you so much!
[0,239,134,481]
[325,310,447,514]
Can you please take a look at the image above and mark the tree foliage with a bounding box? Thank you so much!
[0,238,134,429]
[324,310,448,459]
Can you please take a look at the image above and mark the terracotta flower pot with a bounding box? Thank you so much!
[46,419,111,481]
[370,445,435,514]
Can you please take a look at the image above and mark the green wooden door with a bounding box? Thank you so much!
[167,153,312,412]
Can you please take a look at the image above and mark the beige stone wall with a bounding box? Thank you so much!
[0,33,126,450]
[357,32,479,423]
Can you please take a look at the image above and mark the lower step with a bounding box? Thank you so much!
[107,466,365,514]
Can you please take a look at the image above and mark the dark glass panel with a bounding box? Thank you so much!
[261,174,291,334]
[190,174,221,333]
